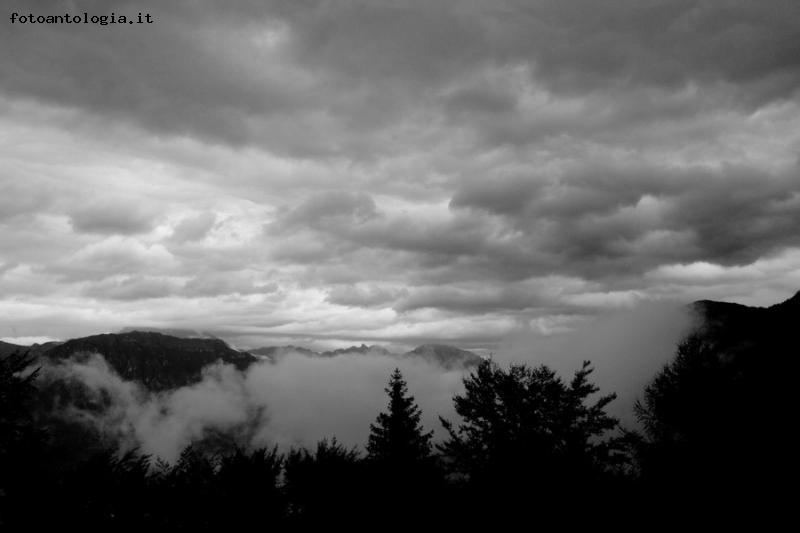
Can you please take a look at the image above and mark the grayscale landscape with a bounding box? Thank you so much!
[1,0,798,528]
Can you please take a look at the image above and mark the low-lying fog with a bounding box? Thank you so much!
[40,301,694,462]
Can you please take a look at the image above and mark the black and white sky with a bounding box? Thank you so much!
[2,0,800,349]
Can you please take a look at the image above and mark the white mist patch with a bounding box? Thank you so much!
[495,302,695,426]
[39,351,467,462]
[1,336,58,345]
[40,355,262,463]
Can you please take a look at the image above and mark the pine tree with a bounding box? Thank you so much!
[365,369,442,524]
[367,368,433,466]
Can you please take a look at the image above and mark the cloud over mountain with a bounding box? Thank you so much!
[39,349,468,462]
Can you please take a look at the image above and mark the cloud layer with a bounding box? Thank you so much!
[2,0,799,348]
[40,350,468,462]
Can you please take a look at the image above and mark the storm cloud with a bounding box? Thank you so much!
[2,0,799,348]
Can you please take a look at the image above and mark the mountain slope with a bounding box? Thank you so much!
[0,340,24,357]
[321,344,392,358]
[636,291,799,497]
[249,342,482,368]
[691,290,800,359]
[44,331,256,391]
[403,344,483,369]
[250,345,317,362]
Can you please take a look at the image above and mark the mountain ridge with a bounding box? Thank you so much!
[26,331,483,391]
[690,290,799,360]
[42,331,255,391]
[0,340,24,358]
[14,289,799,391]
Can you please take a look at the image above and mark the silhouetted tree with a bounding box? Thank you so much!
[58,448,154,528]
[0,352,48,528]
[217,446,285,527]
[156,445,220,529]
[364,368,446,523]
[633,333,785,515]
[367,368,434,465]
[0,352,40,460]
[284,438,363,524]
[439,359,622,514]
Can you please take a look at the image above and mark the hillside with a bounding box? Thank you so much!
[691,290,800,359]
[0,340,24,357]
[403,344,484,369]
[250,342,482,368]
[43,331,256,391]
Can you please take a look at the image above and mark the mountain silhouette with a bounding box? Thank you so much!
[21,330,482,392]
[42,331,255,391]
[403,344,484,369]
[633,290,798,513]
[691,290,800,359]
[250,342,482,368]
[14,291,797,393]
[0,340,24,357]
[250,345,318,361]
[321,344,393,358]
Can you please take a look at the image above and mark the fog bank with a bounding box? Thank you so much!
[495,302,695,425]
[40,351,466,462]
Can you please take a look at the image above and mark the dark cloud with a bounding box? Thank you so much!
[3,0,798,156]
[182,275,279,298]
[44,238,175,282]
[0,181,53,222]
[82,275,180,301]
[392,285,555,315]
[69,202,157,235]
[443,81,520,117]
[450,161,800,277]
[503,0,800,102]
[257,159,800,306]
[326,284,407,309]
[276,190,378,230]
[2,0,800,346]
[170,212,217,243]
[2,0,315,152]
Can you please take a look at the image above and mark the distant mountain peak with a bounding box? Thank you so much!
[247,341,482,369]
[404,343,483,369]
[321,344,392,357]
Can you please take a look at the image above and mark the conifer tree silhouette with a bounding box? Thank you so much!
[367,368,433,465]
[365,368,443,524]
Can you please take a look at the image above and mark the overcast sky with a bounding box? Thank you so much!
[2,0,799,350]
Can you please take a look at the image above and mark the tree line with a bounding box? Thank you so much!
[0,334,785,528]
